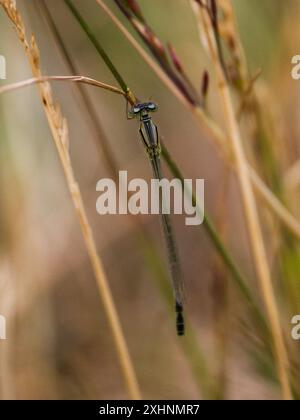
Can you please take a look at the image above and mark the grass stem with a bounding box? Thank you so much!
[195,2,292,400]
[0,75,125,96]
[0,0,141,400]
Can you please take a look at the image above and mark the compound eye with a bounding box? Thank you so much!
[147,103,158,112]
[132,106,141,114]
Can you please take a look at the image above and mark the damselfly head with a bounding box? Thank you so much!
[130,102,158,116]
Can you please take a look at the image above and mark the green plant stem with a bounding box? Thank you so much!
[64,0,129,95]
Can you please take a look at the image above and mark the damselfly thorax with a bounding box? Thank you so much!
[130,102,161,159]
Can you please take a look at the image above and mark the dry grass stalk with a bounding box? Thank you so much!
[199,0,300,236]
[192,0,292,400]
[95,0,300,243]
[0,0,141,400]
[217,0,248,87]
[284,159,300,190]
[0,75,125,96]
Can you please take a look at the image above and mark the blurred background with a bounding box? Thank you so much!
[0,0,300,400]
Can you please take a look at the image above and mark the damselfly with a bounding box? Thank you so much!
[129,102,185,336]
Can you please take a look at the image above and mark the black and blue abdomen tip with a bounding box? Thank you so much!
[176,302,185,336]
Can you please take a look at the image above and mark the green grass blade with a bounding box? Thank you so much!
[64,0,129,94]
